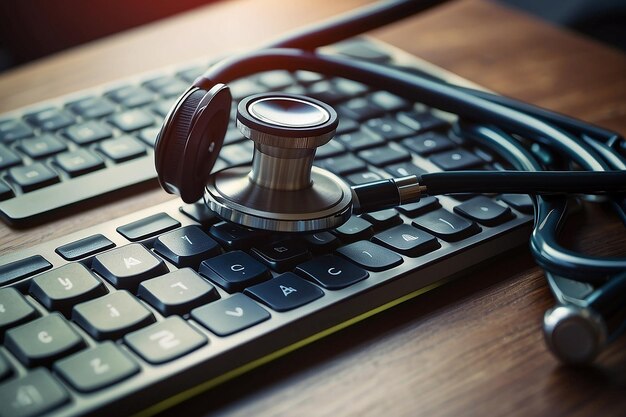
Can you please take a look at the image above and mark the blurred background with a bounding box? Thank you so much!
[0,0,624,72]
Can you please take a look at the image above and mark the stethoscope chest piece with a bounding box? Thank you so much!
[205,93,353,232]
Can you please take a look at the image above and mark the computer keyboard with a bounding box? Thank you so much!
[0,38,534,417]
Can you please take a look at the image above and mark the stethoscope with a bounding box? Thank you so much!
[153,0,626,364]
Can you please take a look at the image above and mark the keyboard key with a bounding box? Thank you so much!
[117,212,181,242]
[0,352,12,382]
[256,70,294,89]
[336,240,403,271]
[98,136,146,163]
[335,42,391,62]
[106,86,155,108]
[5,313,85,367]
[25,108,75,131]
[67,96,116,119]
[0,119,33,142]
[361,208,403,230]
[308,80,354,104]
[358,145,411,167]
[54,342,139,393]
[72,290,155,340]
[143,76,188,98]
[385,162,426,178]
[137,127,160,147]
[334,78,369,96]
[92,243,169,291]
[0,180,13,201]
[229,79,266,100]
[315,139,345,159]
[363,117,413,140]
[294,70,324,85]
[20,135,67,159]
[296,255,368,290]
[396,196,440,217]
[138,268,219,316]
[316,153,366,176]
[368,91,410,112]
[302,232,340,253]
[199,251,270,293]
[177,66,205,83]
[412,209,480,241]
[0,368,69,417]
[402,132,455,155]
[500,194,534,214]
[209,222,266,250]
[397,111,448,133]
[154,225,221,268]
[372,224,440,257]
[29,263,108,316]
[244,272,324,312]
[339,97,384,122]
[345,171,383,185]
[251,240,311,272]
[191,293,270,336]
[55,234,115,261]
[0,288,39,335]
[180,202,219,225]
[430,149,484,170]
[0,144,21,170]
[0,255,52,286]
[64,121,113,145]
[8,163,59,192]
[337,130,385,152]
[125,316,207,364]
[336,117,359,135]
[55,149,105,177]
[454,196,514,226]
[108,109,154,132]
[333,216,374,242]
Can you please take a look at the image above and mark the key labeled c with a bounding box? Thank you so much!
[328,267,342,276]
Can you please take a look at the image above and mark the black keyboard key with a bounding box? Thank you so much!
[180,202,219,225]
[154,225,221,268]
[29,263,108,316]
[335,42,391,62]
[125,316,207,364]
[256,70,294,89]
[337,130,385,152]
[361,208,403,230]
[0,368,69,417]
[177,66,205,83]
[229,79,266,101]
[333,216,374,242]
[336,240,403,272]
[209,222,266,250]
[336,117,359,135]
[0,180,13,201]
[385,162,426,178]
[25,108,75,131]
[308,80,353,104]
[5,313,85,367]
[106,86,155,108]
[108,109,154,132]
[430,149,484,170]
[316,153,366,176]
[369,91,410,112]
[294,70,324,85]
[397,111,448,133]
[138,268,219,316]
[373,224,440,257]
[72,290,155,340]
[315,139,345,159]
[358,145,411,167]
[54,149,105,177]
[0,255,52,286]
[54,342,139,393]
[0,144,21,170]
[93,244,168,291]
[20,135,67,159]
[296,255,369,290]
[117,212,180,242]
[143,76,188,98]
[500,194,534,214]
[67,96,116,119]
[396,196,440,217]
[454,196,514,226]
[0,119,33,142]
[244,272,324,312]
[251,240,311,273]
[333,78,369,97]
[55,234,115,261]
[0,288,39,335]
[345,171,383,186]
[0,352,12,381]
[412,209,480,241]
[98,136,146,163]
[64,121,112,145]
[339,97,384,122]
[220,143,253,166]
[302,232,340,254]
[402,132,455,156]
[363,117,413,141]
[9,163,59,192]
[191,293,270,336]
[137,126,160,147]
[199,250,270,293]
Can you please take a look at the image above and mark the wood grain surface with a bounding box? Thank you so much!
[1,0,625,416]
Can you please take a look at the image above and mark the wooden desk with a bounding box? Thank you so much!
[1,0,625,416]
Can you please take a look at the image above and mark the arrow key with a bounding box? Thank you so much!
[191,293,270,336]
